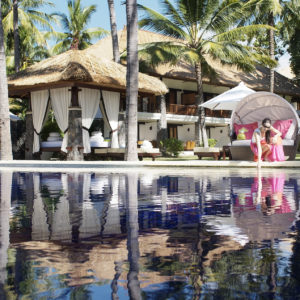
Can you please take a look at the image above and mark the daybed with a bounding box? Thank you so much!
[229,92,300,161]
[40,131,110,153]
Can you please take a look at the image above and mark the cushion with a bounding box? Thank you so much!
[231,140,251,146]
[282,139,294,146]
[41,141,63,148]
[272,119,293,139]
[194,147,221,153]
[284,120,296,140]
[234,122,258,140]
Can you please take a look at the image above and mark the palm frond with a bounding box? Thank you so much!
[215,24,274,42]
[138,4,188,40]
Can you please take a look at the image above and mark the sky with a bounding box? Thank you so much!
[48,0,162,32]
[46,0,291,75]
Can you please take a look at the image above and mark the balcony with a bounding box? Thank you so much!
[167,104,197,116]
[138,103,231,119]
[204,109,231,118]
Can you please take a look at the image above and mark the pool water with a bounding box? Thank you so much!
[0,168,300,299]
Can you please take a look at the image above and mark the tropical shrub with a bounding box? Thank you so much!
[160,138,184,157]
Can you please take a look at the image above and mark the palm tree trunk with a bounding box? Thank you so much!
[269,12,275,93]
[107,0,120,63]
[13,0,20,72]
[0,3,13,160]
[125,0,138,161]
[195,62,208,147]
[157,94,167,147]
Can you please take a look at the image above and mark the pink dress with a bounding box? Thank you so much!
[250,128,285,162]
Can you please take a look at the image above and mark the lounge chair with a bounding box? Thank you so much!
[93,148,161,161]
[194,136,231,160]
[193,147,221,160]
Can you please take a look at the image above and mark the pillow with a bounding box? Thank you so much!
[234,122,258,140]
[284,120,295,140]
[272,119,293,139]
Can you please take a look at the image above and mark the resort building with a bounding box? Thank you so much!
[89,28,300,147]
[8,28,300,159]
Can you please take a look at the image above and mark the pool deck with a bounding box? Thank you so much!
[0,159,300,170]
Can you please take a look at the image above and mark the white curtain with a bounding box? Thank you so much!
[79,88,100,153]
[102,91,120,148]
[50,88,71,152]
[31,90,49,153]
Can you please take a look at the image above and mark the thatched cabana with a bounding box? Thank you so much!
[8,49,168,160]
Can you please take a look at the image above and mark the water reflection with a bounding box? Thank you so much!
[1,169,300,298]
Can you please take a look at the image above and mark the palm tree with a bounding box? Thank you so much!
[125,0,138,161]
[2,0,54,72]
[244,0,283,93]
[138,0,275,146]
[0,1,13,160]
[281,0,300,84]
[51,0,108,54]
[107,0,120,63]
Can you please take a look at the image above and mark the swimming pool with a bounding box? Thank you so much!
[0,168,299,299]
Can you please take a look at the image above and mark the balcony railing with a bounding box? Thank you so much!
[204,109,231,118]
[138,103,231,118]
[167,104,197,116]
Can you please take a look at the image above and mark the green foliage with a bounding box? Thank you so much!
[290,29,300,84]
[281,0,300,84]
[138,0,275,74]
[51,0,108,54]
[40,115,62,141]
[208,138,217,147]
[160,138,184,157]
[2,0,55,71]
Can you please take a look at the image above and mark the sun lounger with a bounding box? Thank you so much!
[193,147,221,160]
[93,148,161,161]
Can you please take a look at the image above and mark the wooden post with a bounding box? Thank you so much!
[67,87,83,161]
[25,96,34,160]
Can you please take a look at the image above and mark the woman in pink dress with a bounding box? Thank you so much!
[250,118,285,166]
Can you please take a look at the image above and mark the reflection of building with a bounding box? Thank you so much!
[6,170,300,297]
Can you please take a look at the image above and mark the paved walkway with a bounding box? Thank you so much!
[0,159,300,171]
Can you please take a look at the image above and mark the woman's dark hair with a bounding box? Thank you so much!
[262,118,272,144]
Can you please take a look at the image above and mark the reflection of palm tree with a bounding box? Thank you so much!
[67,173,84,243]
[126,173,141,299]
[0,171,12,299]
[191,177,207,298]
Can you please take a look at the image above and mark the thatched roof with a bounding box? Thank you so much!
[8,48,168,96]
[88,27,300,97]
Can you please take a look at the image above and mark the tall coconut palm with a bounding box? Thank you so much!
[0,1,13,160]
[51,0,108,54]
[244,0,282,93]
[138,0,275,147]
[2,0,54,72]
[125,0,138,161]
[107,0,120,63]
[281,0,300,84]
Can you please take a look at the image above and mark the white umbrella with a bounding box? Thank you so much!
[200,81,255,110]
